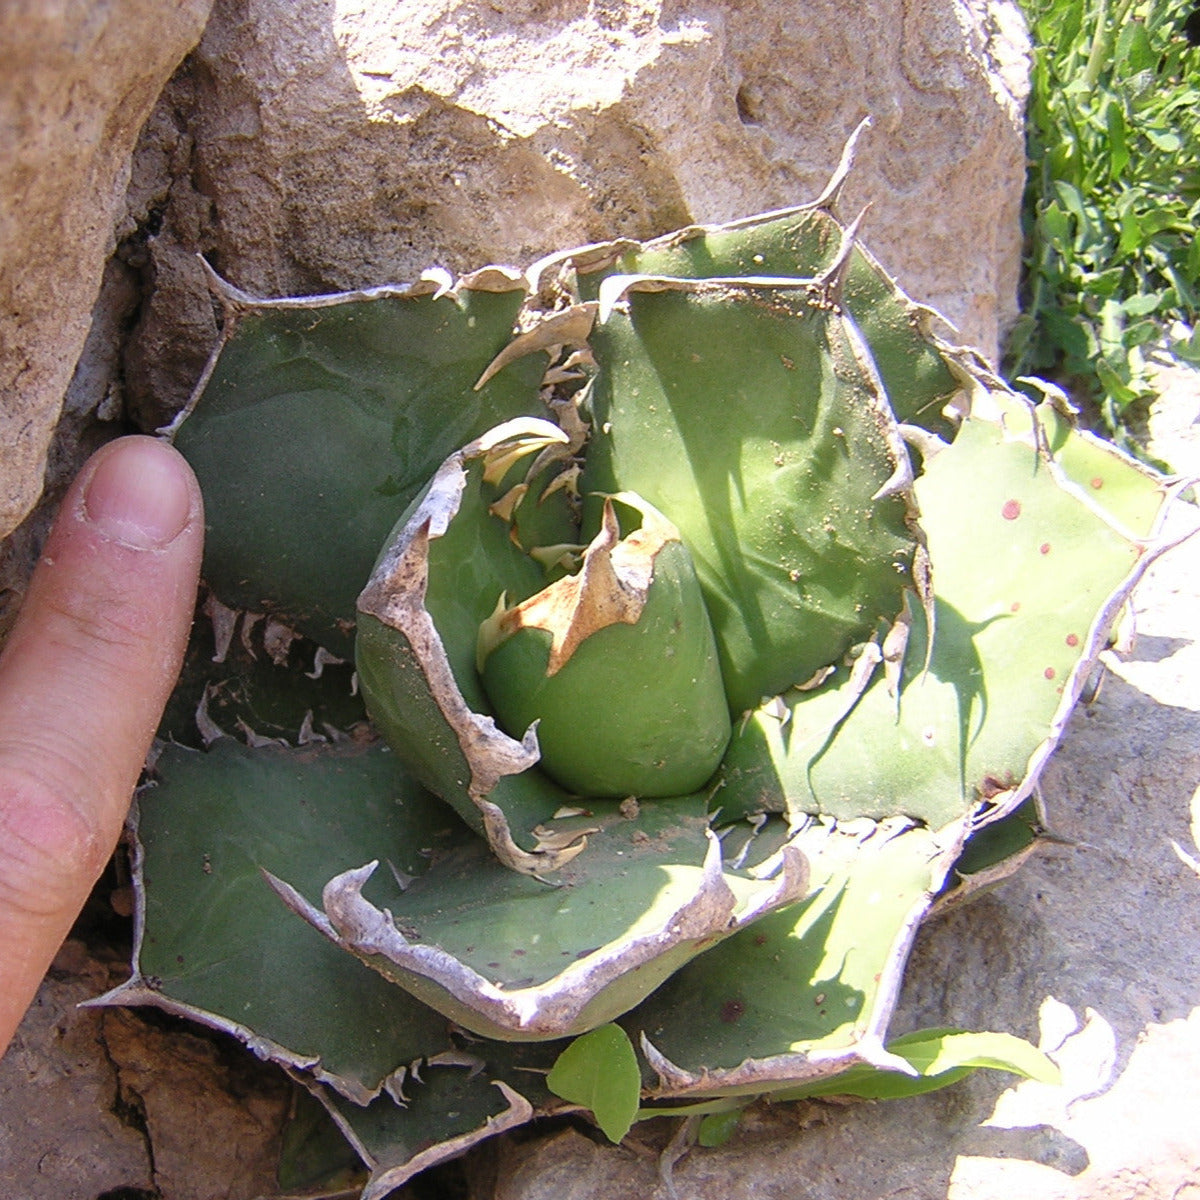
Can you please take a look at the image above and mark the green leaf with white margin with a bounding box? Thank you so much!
[299,1058,550,1200]
[717,393,1180,831]
[772,1027,1060,1101]
[278,791,808,1041]
[547,1024,642,1144]
[355,418,580,871]
[93,737,472,1103]
[629,815,967,1100]
[581,278,920,715]
[172,268,547,658]
[97,734,561,1188]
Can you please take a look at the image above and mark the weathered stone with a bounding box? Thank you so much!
[122,0,1028,428]
[102,1007,292,1200]
[0,940,294,1200]
[0,944,151,1198]
[0,0,1028,582]
[0,0,214,539]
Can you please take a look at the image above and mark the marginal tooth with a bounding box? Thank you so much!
[488,483,529,523]
[531,823,598,854]
[476,592,511,674]
[528,542,585,572]
[540,464,581,502]
[481,432,566,486]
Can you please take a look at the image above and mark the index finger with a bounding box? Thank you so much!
[0,436,203,1052]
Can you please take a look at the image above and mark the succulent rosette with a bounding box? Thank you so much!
[93,131,1196,1196]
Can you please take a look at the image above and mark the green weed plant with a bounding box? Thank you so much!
[1008,0,1200,447]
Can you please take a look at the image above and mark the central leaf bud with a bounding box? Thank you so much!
[477,494,731,798]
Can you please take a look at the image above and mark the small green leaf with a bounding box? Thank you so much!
[1115,21,1155,74]
[1095,357,1141,407]
[547,1024,642,1144]
[1038,200,1071,247]
[1121,291,1161,318]
[774,1027,1060,1103]
[887,1028,1061,1085]
[1103,98,1129,183]
[1172,325,1200,367]
[698,1107,745,1148]
[1144,126,1182,153]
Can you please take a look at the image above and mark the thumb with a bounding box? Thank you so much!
[0,436,203,1053]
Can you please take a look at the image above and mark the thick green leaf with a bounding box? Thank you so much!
[277,1087,364,1194]
[630,816,965,1099]
[575,201,960,435]
[946,796,1044,893]
[304,1053,552,1200]
[174,276,546,656]
[717,399,1148,829]
[98,737,465,1101]
[583,282,919,713]
[547,1024,642,1144]
[282,792,806,1041]
[355,420,580,864]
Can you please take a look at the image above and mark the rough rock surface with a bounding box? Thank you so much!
[124,0,1029,432]
[0,936,293,1198]
[0,0,213,539]
[101,1007,292,1200]
[0,945,148,1199]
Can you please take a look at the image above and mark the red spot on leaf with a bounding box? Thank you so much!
[1011,601,1021,613]
[1066,633,1079,647]
[1002,499,1021,520]
[720,999,746,1024]
[1044,667,1056,680]
[1090,477,1104,489]
[980,773,1015,798]
[1040,543,1051,555]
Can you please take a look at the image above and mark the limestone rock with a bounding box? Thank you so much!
[102,1007,292,1200]
[0,0,213,538]
[125,0,1028,428]
[0,0,1029,555]
[0,946,151,1198]
[0,939,294,1200]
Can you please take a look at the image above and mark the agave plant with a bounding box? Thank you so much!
[93,129,1195,1197]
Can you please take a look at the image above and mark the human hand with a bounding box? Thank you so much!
[0,437,203,1054]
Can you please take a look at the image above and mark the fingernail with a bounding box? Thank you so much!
[83,438,193,550]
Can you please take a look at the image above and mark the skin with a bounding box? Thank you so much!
[0,437,203,1056]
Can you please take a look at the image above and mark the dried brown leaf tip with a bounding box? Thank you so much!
[481,497,679,677]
